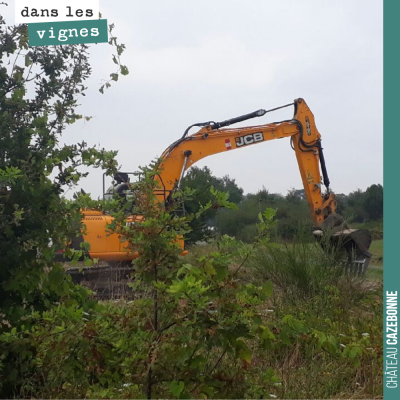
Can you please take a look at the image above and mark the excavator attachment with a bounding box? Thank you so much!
[313,214,372,275]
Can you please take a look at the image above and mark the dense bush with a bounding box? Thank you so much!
[0,167,383,398]
[0,11,128,398]
[0,166,281,398]
[1,286,383,399]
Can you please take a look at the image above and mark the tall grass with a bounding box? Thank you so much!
[186,235,383,399]
[247,238,371,309]
[244,237,382,399]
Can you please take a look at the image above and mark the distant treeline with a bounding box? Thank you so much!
[182,166,383,243]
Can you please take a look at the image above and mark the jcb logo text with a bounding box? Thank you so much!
[235,132,264,147]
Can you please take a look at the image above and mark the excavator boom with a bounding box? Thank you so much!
[157,98,333,226]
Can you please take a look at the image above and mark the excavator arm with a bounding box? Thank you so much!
[156,98,335,228]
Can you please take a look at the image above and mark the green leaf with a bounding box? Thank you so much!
[121,65,129,75]
[259,325,275,340]
[25,54,32,67]
[204,261,216,276]
[263,280,273,297]
[84,258,93,267]
[170,380,185,397]
[236,340,252,363]
[214,264,229,281]
[280,329,291,345]
[263,208,277,220]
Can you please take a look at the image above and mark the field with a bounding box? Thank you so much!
[370,239,383,265]
[2,237,384,398]
[249,239,383,399]
[184,239,384,399]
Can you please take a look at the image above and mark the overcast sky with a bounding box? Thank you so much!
[4,0,383,198]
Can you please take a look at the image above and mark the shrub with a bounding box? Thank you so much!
[0,167,281,399]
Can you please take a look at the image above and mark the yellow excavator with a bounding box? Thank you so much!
[68,98,372,272]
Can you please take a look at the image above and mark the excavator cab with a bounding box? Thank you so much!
[103,172,132,200]
[103,171,139,208]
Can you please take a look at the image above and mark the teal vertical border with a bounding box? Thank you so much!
[384,1,399,398]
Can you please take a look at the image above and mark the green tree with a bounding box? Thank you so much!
[106,166,276,398]
[338,185,383,223]
[364,184,383,220]
[181,166,243,242]
[343,189,368,222]
[217,188,311,242]
[0,12,127,327]
[286,188,305,204]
